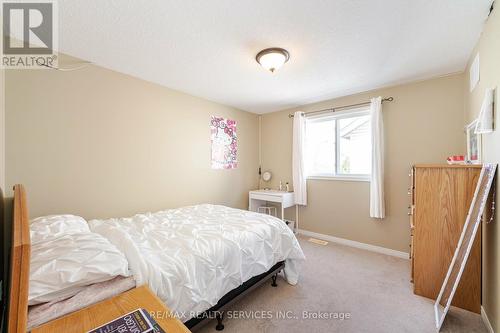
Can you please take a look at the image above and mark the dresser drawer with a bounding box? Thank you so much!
[250,193,282,202]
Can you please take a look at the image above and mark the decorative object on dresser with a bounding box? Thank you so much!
[465,120,482,164]
[409,165,482,314]
[446,155,465,165]
[262,170,272,182]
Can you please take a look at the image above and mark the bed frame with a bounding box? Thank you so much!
[5,185,31,333]
[185,261,285,331]
[2,185,285,332]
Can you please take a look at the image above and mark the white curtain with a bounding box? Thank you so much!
[370,97,385,218]
[292,111,307,205]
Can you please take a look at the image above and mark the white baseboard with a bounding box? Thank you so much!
[297,229,409,260]
[481,306,495,333]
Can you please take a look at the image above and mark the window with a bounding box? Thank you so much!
[305,107,371,180]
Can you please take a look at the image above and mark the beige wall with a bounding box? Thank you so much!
[463,7,500,331]
[261,74,465,253]
[5,55,259,219]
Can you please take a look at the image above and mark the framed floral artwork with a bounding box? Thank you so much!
[465,120,482,164]
[211,116,237,169]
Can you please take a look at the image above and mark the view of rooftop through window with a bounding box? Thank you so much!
[305,110,371,178]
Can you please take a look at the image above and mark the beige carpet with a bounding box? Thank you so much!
[196,235,487,333]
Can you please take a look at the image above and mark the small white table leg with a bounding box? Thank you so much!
[295,205,299,234]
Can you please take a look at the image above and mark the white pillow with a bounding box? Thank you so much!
[29,232,130,305]
[30,215,90,244]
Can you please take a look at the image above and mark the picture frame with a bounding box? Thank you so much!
[465,120,482,164]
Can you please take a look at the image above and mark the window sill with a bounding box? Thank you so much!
[307,175,371,182]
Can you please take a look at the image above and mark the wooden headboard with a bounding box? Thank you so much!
[7,185,30,333]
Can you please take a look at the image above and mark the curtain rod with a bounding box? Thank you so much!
[288,97,394,118]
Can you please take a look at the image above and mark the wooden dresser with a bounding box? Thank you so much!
[409,164,481,313]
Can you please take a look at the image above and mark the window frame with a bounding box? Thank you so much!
[305,106,371,182]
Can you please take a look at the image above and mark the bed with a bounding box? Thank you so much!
[88,204,305,330]
[4,186,305,331]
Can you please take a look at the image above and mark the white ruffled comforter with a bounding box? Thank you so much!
[88,204,305,320]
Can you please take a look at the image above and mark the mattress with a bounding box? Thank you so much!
[88,204,305,321]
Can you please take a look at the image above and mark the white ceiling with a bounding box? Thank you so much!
[57,0,492,113]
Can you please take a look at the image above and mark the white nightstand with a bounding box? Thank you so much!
[249,190,298,233]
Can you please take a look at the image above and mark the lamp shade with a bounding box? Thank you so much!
[256,48,290,73]
[475,88,495,134]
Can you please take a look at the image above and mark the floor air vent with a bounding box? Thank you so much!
[308,238,328,246]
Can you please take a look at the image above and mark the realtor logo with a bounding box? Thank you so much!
[1,0,58,69]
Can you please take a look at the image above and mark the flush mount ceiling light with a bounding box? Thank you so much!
[256,48,290,73]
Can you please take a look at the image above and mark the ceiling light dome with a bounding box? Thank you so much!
[256,48,290,73]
